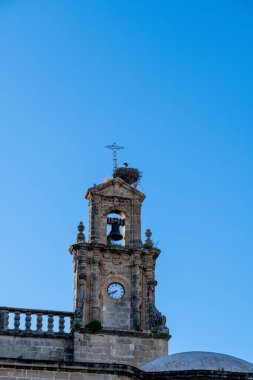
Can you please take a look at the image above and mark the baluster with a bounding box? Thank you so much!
[70,316,74,332]
[5,310,9,331]
[0,309,9,331]
[14,312,20,331]
[36,313,43,333]
[0,310,4,331]
[25,312,32,332]
[47,314,54,334]
[59,315,65,334]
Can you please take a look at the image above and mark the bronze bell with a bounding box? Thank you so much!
[107,221,123,241]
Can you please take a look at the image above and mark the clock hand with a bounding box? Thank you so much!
[108,290,118,295]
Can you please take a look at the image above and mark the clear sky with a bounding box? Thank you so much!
[0,0,253,363]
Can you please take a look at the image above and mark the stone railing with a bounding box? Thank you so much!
[0,307,74,336]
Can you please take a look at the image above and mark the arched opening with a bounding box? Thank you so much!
[106,211,125,246]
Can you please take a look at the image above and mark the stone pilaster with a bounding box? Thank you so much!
[132,251,142,330]
[90,249,101,321]
[89,195,101,244]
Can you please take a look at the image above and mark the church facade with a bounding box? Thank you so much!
[0,164,252,380]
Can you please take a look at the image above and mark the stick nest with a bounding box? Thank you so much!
[113,167,142,185]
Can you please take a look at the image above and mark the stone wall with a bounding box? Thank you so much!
[74,331,168,367]
[0,368,127,380]
[0,330,168,368]
[102,295,131,331]
[0,330,167,368]
[0,359,140,380]
[0,335,73,361]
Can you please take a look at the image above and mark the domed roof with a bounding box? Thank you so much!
[140,351,253,373]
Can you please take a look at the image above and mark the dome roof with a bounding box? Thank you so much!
[140,351,253,373]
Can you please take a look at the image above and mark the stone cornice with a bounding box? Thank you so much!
[69,242,160,255]
[0,357,144,379]
[75,328,170,340]
[0,358,252,380]
[85,177,145,201]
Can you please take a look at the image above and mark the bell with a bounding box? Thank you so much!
[107,222,123,241]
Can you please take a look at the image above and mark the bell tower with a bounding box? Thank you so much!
[69,163,169,366]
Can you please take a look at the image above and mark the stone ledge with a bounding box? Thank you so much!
[70,242,160,255]
[0,307,73,316]
[0,329,168,340]
[0,357,144,378]
[0,331,72,340]
[77,328,169,340]
[0,358,253,380]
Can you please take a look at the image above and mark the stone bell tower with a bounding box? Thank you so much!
[69,164,169,366]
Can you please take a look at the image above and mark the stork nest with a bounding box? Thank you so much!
[113,166,142,185]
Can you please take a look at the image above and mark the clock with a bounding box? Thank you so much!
[107,282,125,300]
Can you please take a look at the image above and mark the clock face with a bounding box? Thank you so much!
[107,282,125,300]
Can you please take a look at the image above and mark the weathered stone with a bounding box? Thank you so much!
[73,331,167,367]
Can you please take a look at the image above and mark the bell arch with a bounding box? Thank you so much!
[103,206,129,218]
[105,209,128,247]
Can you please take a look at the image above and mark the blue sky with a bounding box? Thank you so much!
[0,0,253,362]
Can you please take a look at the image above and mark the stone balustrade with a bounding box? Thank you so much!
[0,307,74,335]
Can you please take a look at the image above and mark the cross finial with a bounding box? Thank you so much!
[105,142,125,171]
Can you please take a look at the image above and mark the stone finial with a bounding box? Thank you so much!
[145,229,153,248]
[77,221,85,243]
